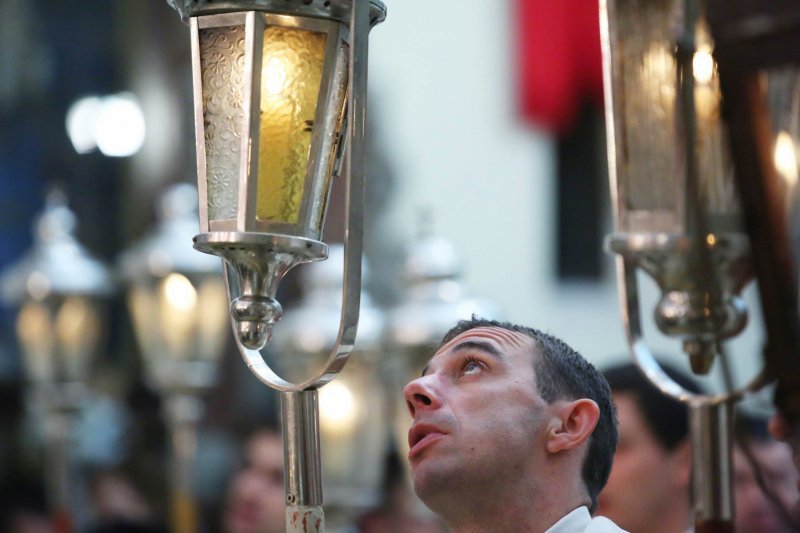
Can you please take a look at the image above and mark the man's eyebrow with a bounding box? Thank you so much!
[420,340,503,377]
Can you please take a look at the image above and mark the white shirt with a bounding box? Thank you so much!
[545,507,628,533]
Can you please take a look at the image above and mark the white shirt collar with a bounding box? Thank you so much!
[545,507,592,533]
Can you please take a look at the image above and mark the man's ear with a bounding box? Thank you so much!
[546,399,600,454]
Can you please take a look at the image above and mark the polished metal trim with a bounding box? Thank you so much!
[240,11,261,232]
[190,18,210,232]
[194,231,328,258]
[299,19,347,239]
[281,390,323,507]
[171,0,387,28]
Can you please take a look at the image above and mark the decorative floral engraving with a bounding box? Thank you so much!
[200,26,246,221]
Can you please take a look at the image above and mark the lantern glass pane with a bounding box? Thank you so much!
[16,301,54,382]
[200,25,246,222]
[128,285,162,380]
[55,296,100,381]
[257,26,327,224]
[158,273,198,360]
[196,278,229,361]
[604,0,737,233]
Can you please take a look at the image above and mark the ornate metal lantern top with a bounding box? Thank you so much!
[1,191,114,305]
[168,0,387,26]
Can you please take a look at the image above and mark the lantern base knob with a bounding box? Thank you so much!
[194,231,328,351]
[232,295,283,350]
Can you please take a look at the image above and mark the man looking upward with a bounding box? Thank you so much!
[403,317,624,533]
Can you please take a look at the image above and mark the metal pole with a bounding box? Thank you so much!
[690,398,735,533]
[281,390,324,532]
[165,394,202,533]
[45,409,74,533]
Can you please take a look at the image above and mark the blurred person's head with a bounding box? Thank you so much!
[223,429,284,533]
[735,414,799,533]
[598,362,701,533]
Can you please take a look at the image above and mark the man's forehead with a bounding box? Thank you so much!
[431,326,534,362]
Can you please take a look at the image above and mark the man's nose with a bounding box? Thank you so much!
[403,376,440,418]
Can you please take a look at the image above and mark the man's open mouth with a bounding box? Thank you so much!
[408,423,446,458]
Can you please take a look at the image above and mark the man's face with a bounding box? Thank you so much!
[596,393,689,531]
[402,327,552,505]
[223,432,285,533]
[734,440,799,533]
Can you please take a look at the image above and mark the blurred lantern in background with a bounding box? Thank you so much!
[705,0,800,422]
[118,183,228,533]
[0,190,114,533]
[270,245,386,528]
[599,0,777,529]
[385,227,500,469]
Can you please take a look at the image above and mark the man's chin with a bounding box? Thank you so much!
[411,457,459,503]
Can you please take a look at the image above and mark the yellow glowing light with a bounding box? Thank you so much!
[319,381,358,436]
[693,46,715,85]
[775,131,799,186]
[162,273,197,312]
[263,57,289,96]
[160,273,198,359]
[706,234,716,246]
[17,302,54,380]
[257,26,326,224]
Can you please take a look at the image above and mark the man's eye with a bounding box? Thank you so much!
[461,358,483,375]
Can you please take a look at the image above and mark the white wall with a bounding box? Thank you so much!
[366,0,766,389]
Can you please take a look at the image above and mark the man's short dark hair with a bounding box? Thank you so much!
[603,362,701,451]
[439,317,618,513]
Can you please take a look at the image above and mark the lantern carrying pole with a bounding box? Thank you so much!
[282,391,324,531]
[278,1,369,530]
[690,398,734,533]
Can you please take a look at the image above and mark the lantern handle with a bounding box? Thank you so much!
[226,0,370,394]
[615,256,769,403]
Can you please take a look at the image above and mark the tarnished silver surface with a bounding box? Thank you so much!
[169,0,387,27]
[690,399,734,522]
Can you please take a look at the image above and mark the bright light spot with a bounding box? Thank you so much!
[263,57,288,96]
[693,47,715,85]
[775,131,799,186]
[319,381,358,435]
[706,234,717,246]
[66,93,146,157]
[95,94,146,157]
[162,273,197,312]
[66,96,103,153]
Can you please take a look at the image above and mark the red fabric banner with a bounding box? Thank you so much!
[515,0,604,134]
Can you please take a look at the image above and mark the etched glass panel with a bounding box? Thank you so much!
[605,0,737,233]
[200,25,245,222]
[257,26,327,224]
